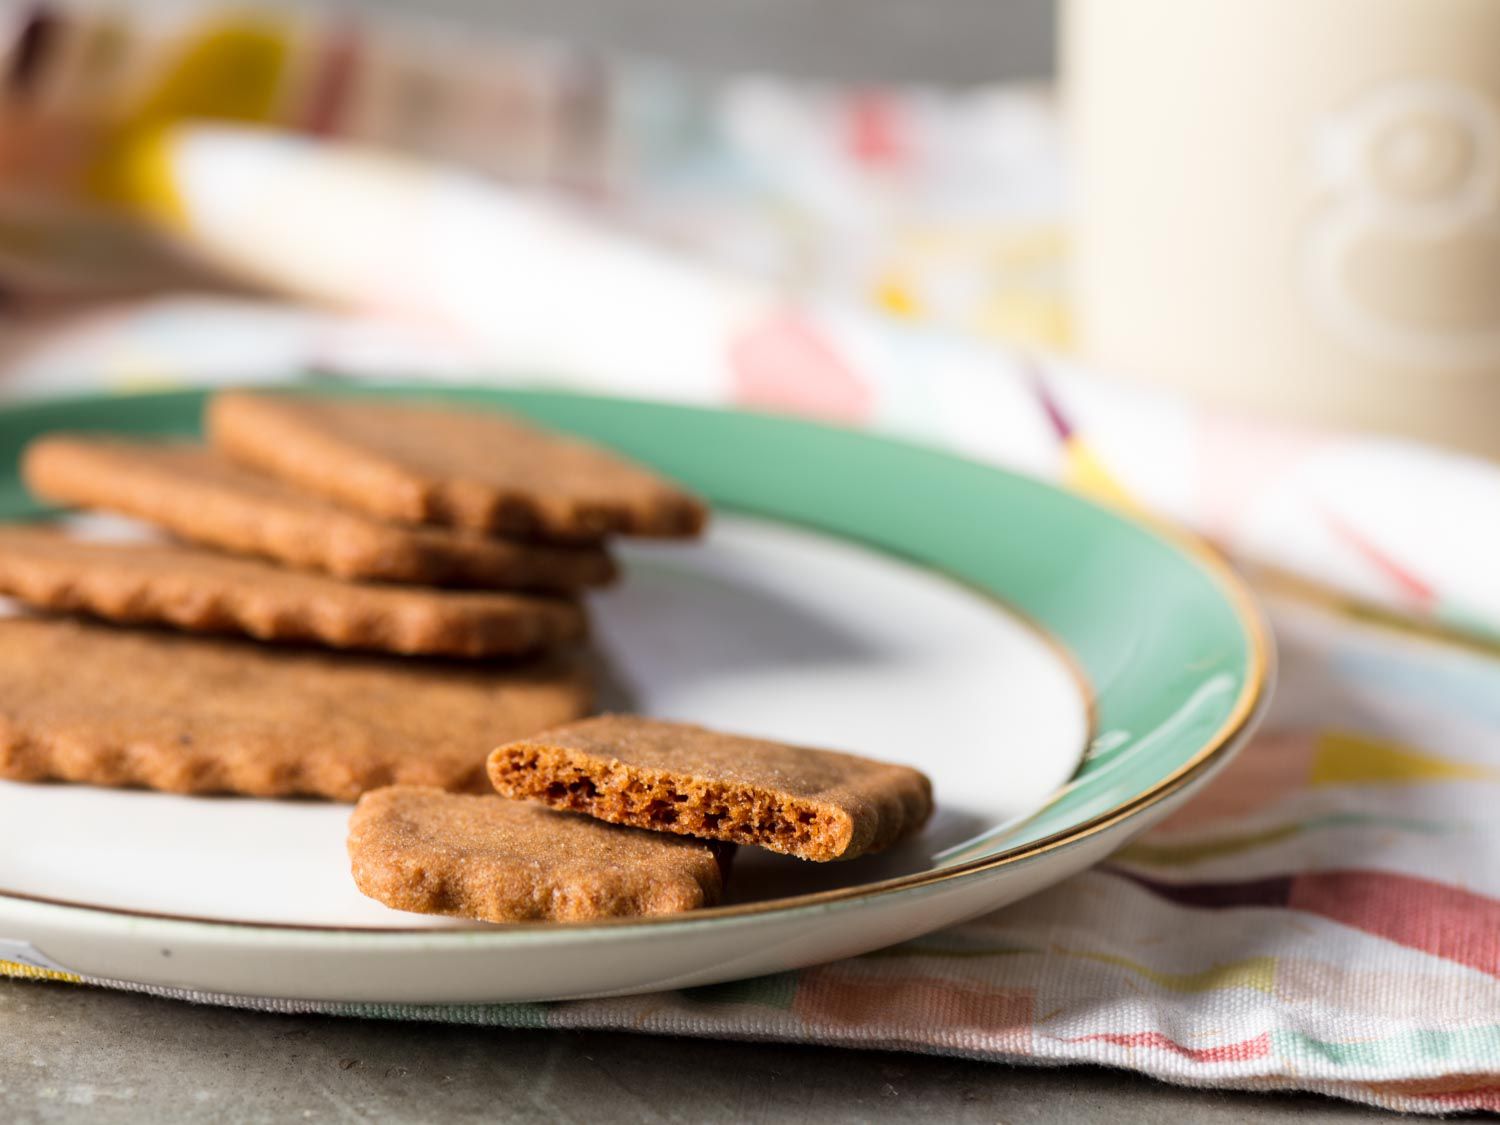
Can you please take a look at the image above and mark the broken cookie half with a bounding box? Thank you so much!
[488,715,933,862]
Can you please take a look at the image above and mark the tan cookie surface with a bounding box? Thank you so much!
[0,617,592,800]
[489,715,933,862]
[348,787,727,922]
[22,436,615,591]
[0,526,585,657]
[208,391,708,541]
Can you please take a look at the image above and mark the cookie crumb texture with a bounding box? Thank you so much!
[348,787,726,922]
[209,391,709,542]
[490,715,933,862]
[0,618,592,801]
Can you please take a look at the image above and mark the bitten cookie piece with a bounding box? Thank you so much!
[22,437,615,591]
[348,787,728,922]
[489,715,933,862]
[208,390,708,542]
[0,618,592,800]
[0,526,585,658]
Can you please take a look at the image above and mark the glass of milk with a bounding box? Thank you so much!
[1066,0,1500,458]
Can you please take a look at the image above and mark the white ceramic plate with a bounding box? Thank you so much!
[0,388,1270,1004]
[0,515,1088,926]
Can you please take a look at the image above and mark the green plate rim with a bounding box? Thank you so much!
[0,383,1273,936]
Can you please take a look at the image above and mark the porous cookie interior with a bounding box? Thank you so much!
[492,744,853,861]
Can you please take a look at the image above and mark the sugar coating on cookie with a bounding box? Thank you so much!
[22,436,616,591]
[208,391,708,542]
[489,715,933,862]
[348,787,728,922]
[0,525,586,658]
[0,617,592,800]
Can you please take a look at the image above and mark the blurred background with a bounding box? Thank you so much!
[344,0,1057,81]
[5,0,1500,630]
[0,0,1069,403]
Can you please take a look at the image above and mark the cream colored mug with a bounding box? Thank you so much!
[1066,0,1500,458]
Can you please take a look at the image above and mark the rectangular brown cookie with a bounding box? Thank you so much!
[489,715,933,861]
[23,436,616,591]
[0,525,585,658]
[0,617,592,800]
[208,390,708,542]
[348,787,729,922]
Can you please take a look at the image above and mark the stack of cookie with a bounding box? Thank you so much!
[0,390,706,799]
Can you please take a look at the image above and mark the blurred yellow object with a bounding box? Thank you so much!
[0,958,82,985]
[872,274,922,319]
[971,291,1071,351]
[873,222,1070,349]
[1310,730,1496,786]
[1060,439,1137,512]
[110,125,186,224]
[88,16,291,205]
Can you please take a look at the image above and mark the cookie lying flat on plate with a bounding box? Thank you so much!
[23,437,615,591]
[0,526,585,657]
[349,787,729,922]
[489,715,933,862]
[208,391,708,542]
[0,618,592,800]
